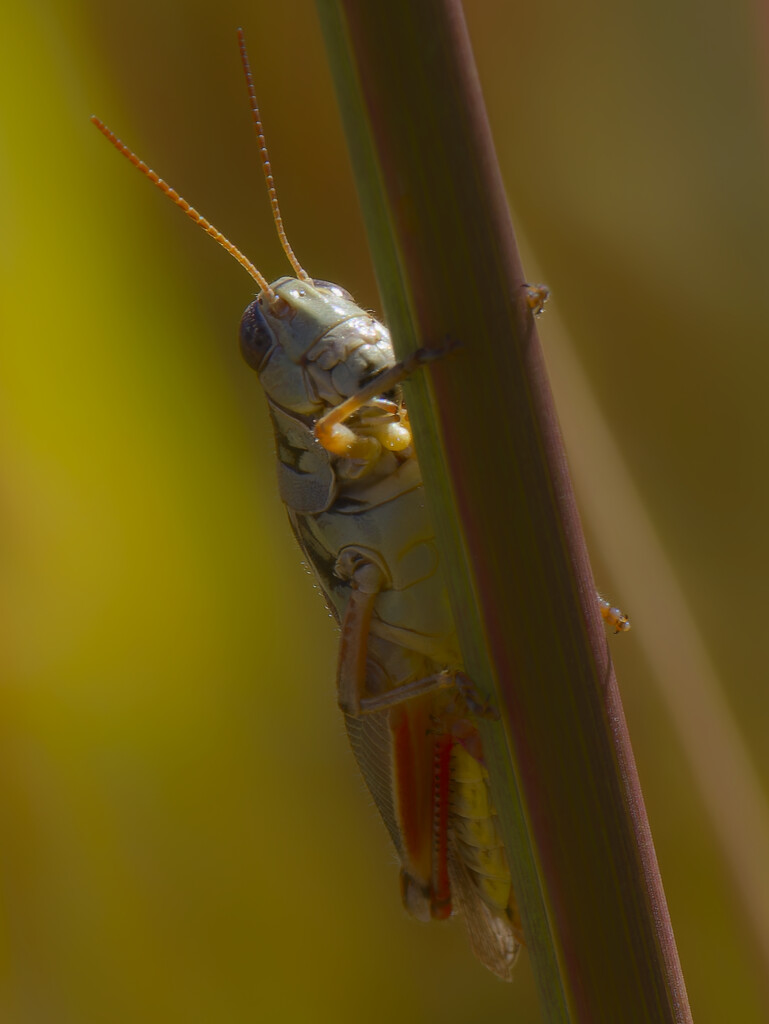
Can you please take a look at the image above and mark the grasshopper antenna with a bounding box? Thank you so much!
[90,116,275,298]
[237,27,311,283]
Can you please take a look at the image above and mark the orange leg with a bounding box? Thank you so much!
[524,282,550,316]
[314,344,456,464]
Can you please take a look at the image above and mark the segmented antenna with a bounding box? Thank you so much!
[237,28,311,282]
[90,116,274,297]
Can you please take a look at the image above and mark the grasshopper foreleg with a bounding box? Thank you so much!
[314,343,456,466]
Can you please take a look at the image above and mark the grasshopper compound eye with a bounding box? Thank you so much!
[239,299,276,372]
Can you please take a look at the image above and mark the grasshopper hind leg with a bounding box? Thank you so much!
[334,545,521,978]
[334,546,455,717]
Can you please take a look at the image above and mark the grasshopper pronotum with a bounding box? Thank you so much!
[92,30,629,980]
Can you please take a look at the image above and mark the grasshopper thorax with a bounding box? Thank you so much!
[239,277,396,418]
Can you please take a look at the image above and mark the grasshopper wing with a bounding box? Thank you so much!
[448,831,521,981]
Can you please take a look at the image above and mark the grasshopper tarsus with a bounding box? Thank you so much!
[453,672,500,721]
[410,335,463,367]
[524,282,550,317]
[598,595,631,634]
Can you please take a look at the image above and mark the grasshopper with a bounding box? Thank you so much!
[92,30,630,980]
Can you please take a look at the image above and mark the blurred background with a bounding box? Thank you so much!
[2,0,768,1020]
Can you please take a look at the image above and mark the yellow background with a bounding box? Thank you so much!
[2,0,768,1020]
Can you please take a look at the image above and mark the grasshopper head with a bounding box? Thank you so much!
[240,277,396,418]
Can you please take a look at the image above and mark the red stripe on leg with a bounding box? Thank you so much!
[392,699,434,890]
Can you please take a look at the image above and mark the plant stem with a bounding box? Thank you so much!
[317,1,692,1019]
